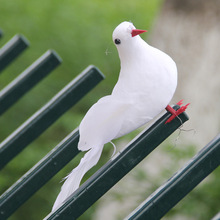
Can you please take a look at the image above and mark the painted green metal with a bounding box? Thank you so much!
[0,50,62,115]
[44,106,189,220]
[0,129,79,220]
[125,134,220,220]
[0,30,3,39]
[211,212,220,220]
[0,32,217,220]
[0,65,105,169]
[0,34,29,72]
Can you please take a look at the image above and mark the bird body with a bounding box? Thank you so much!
[52,21,177,211]
[111,23,177,137]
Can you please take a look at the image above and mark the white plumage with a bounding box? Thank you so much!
[52,21,177,211]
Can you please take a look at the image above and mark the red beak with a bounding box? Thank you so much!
[131,29,147,37]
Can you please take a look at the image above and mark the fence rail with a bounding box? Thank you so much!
[0,50,62,115]
[0,129,80,219]
[125,134,220,220]
[0,65,104,169]
[0,34,29,72]
[44,106,189,220]
[0,30,3,39]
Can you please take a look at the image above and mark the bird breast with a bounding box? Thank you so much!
[112,45,177,129]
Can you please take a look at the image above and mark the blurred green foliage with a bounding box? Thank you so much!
[1,1,219,220]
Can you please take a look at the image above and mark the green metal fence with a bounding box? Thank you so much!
[0,34,29,73]
[0,32,219,220]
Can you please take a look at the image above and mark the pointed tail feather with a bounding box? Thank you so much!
[52,144,104,211]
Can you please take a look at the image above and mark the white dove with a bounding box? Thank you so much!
[52,21,189,211]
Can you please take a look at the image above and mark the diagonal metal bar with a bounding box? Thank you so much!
[211,212,220,220]
[0,50,62,115]
[0,30,3,39]
[0,34,29,72]
[125,134,220,220]
[0,65,104,169]
[0,129,80,220]
[44,106,189,220]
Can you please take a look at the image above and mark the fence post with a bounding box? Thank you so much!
[0,34,29,72]
[125,134,220,220]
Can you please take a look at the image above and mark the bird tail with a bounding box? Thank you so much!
[52,144,104,212]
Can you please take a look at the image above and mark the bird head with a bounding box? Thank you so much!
[112,21,147,61]
[112,21,147,47]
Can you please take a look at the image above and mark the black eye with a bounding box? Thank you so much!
[114,38,121,45]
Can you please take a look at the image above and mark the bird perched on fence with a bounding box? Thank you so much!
[52,21,189,211]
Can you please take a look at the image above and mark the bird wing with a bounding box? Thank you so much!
[78,95,133,151]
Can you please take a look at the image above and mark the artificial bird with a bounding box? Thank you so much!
[52,21,189,211]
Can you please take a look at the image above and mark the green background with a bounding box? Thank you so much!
[0,0,219,220]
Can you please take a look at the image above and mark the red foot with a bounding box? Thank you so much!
[176,99,183,106]
[165,100,190,124]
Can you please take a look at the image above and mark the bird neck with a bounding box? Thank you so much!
[118,37,150,65]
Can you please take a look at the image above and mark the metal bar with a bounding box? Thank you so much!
[0,65,105,169]
[0,129,80,220]
[211,212,220,220]
[0,34,29,72]
[44,106,189,220]
[0,30,3,39]
[0,50,62,115]
[125,134,220,220]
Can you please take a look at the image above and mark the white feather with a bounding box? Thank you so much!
[52,144,103,211]
[51,21,177,211]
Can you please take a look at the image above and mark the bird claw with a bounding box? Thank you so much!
[176,99,183,106]
[165,100,190,124]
